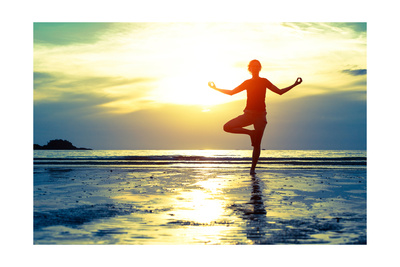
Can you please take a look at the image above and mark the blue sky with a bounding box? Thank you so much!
[33,22,366,150]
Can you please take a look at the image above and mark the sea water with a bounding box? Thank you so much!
[34,150,366,168]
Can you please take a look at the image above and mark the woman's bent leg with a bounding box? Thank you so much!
[223,114,253,135]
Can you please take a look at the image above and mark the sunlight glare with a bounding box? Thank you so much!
[172,176,229,224]
[175,190,224,224]
[154,64,234,107]
[150,31,245,108]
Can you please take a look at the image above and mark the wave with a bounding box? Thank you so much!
[33,155,366,167]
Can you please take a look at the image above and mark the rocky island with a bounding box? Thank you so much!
[34,139,92,150]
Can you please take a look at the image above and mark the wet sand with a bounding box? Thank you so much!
[34,165,366,245]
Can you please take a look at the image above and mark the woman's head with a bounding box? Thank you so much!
[248,59,262,74]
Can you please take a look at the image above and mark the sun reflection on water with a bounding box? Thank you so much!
[172,177,229,225]
[173,190,223,224]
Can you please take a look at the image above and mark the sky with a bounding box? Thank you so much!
[33,22,367,150]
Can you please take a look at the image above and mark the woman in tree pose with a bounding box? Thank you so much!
[208,59,302,174]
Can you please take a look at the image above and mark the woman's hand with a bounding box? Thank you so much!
[294,77,303,86]
[208,81,217,89]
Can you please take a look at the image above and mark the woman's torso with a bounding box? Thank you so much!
[243,78,269,112]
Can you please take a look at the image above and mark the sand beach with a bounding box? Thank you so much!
[34,150,366,245]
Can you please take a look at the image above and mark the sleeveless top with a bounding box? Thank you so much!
[236,78,270,112]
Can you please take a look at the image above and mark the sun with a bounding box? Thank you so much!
[149,29,248,109]
[153,60,245,109]
[155,74,225,107]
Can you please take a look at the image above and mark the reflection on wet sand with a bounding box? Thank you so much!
[245,175,268,242]
[228,175,268,243]
[34,166,366,244]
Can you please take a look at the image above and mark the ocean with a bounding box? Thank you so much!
[34,149,366,168]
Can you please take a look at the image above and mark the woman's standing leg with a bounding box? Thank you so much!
[250,118,267,175]
[223,113,267,174]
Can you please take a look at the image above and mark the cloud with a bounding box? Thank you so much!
[342,69,367,76]
[265,90,366,150]
[34,23,113,46]
[34,71,155,99]
[281,22,366,35]
[331,22,367,33]
[34,72,154,91]
[34,71,161,116]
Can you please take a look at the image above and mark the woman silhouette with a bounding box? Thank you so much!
[208,59,302,174]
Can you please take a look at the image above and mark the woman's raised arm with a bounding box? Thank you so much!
[208,81,246,96]
[268,77,302,95]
